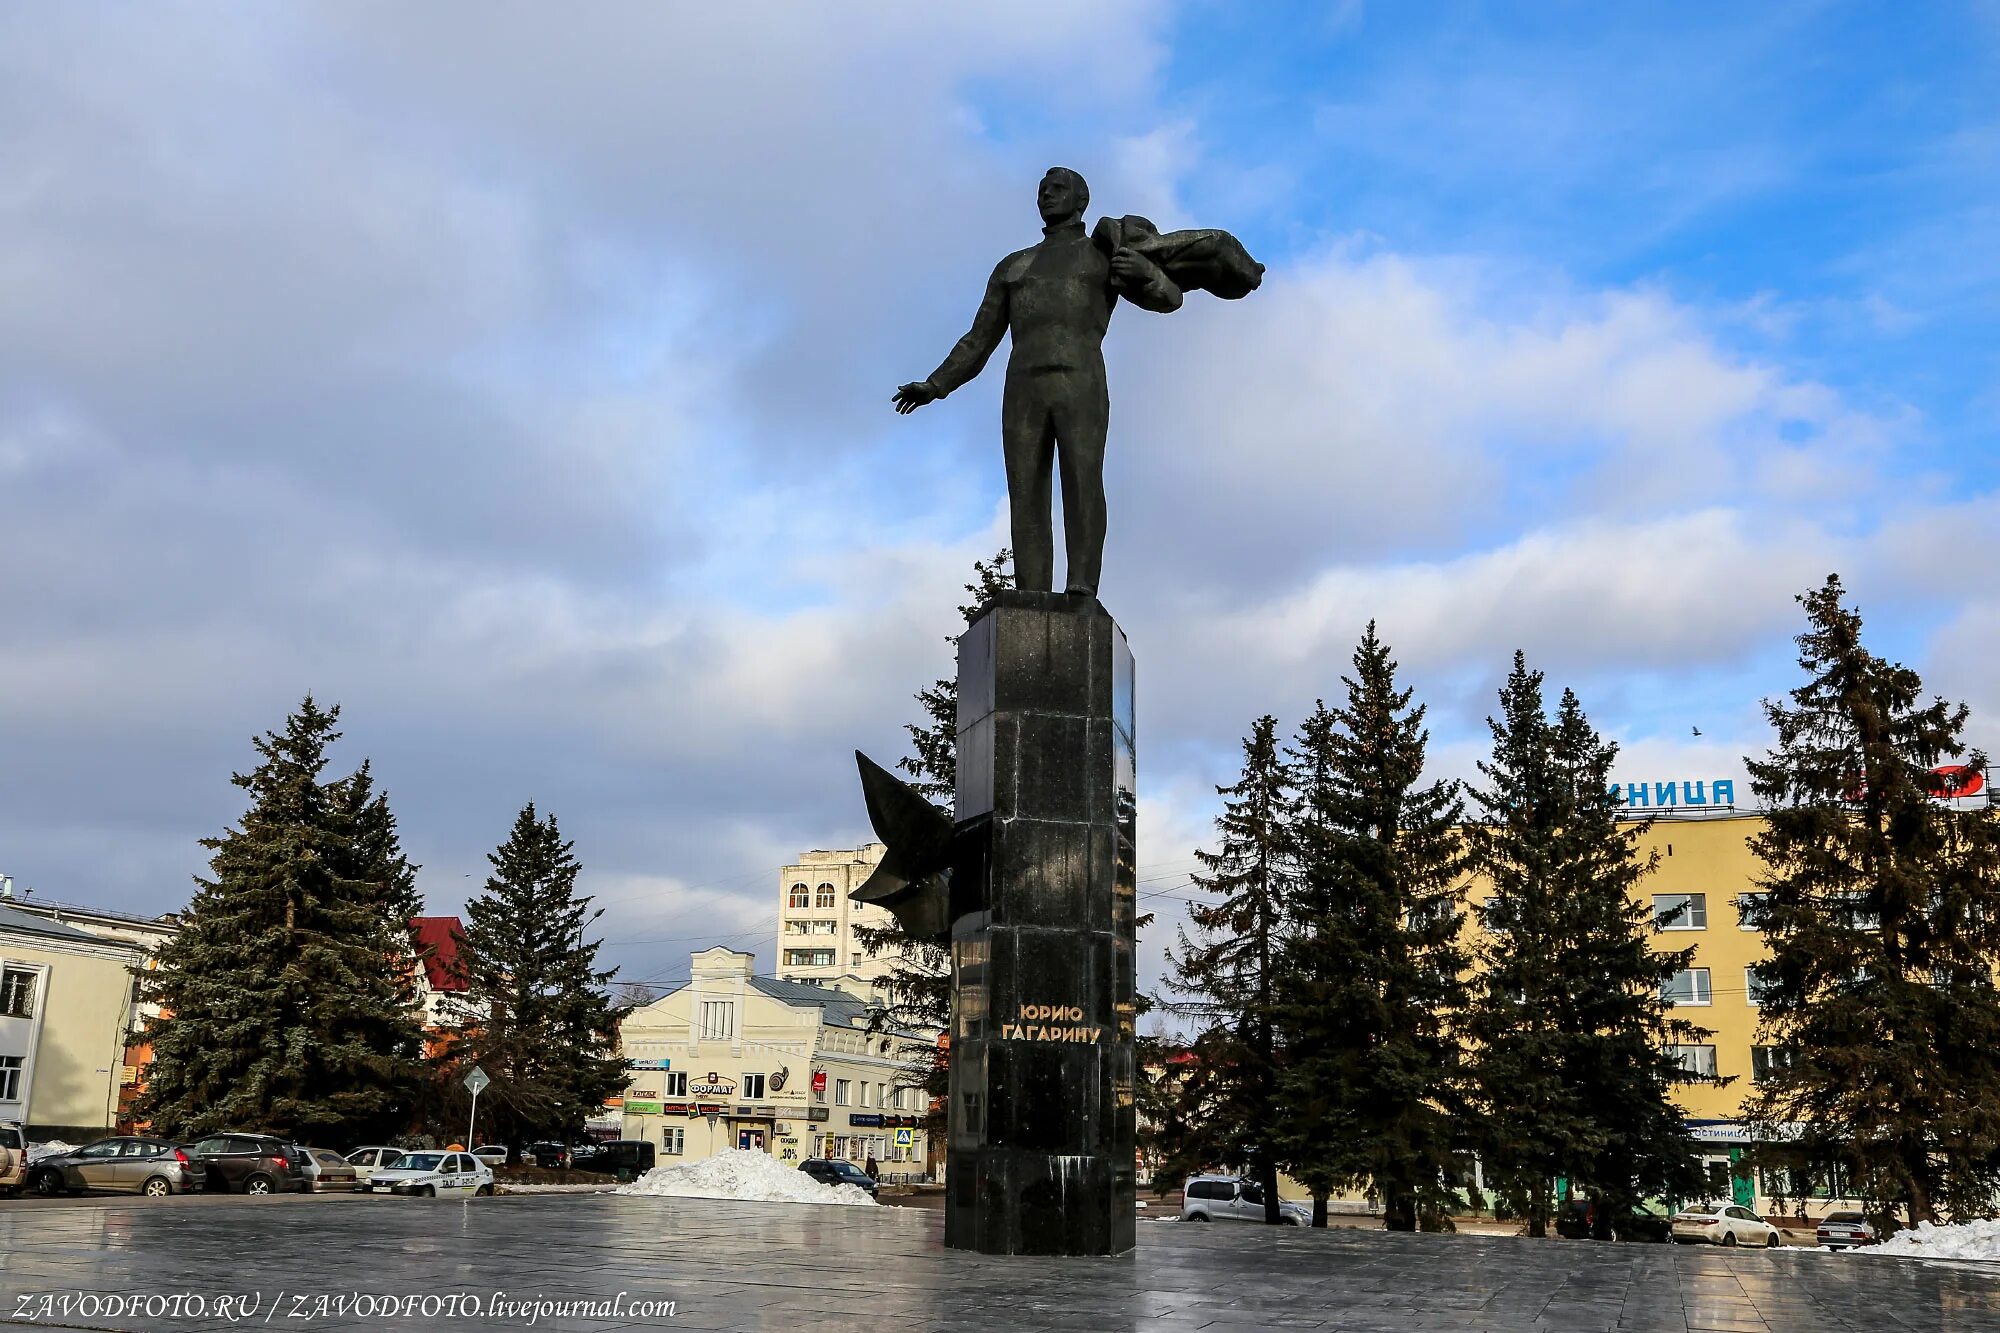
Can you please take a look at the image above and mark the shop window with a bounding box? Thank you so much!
[742,1073,766,1099]
[663,1127,685,1156]
[1652,893,1707,930]
[1666,1044,1717,1078]
[699,1001,734,1040]
[788,883,810,910]
[663,1071,688,1097]
[1661,968,1711,1006]
[834,1079,851,1106]
[814,882,836,910]
[0,967,35,1019]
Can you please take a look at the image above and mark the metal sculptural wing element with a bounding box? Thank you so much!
[893,167,1262,599]
[851,751,954,947]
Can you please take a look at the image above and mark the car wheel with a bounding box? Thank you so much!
[1721,1230,1737,1247]
[141,1176,172,1198]
[477,1184,493,1196]
[420,1184,435,1197]
[244,1174,274,1196]
[1187,1212,1209,1222]
[32,1170,63,1198]
[1765,1233,1780,1248]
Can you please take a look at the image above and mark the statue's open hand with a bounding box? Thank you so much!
[1110,247,1148,285]
[893,381,939,414]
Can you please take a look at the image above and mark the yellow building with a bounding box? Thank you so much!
[0,901,147,1139]
[617,948,939,1179]
[774,844,900,987]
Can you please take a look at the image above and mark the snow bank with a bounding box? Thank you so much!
[617,1150,876,1206]
[498,1184,617,1194]
[27,1140,75,1163]
[1868,1220,2000,1262]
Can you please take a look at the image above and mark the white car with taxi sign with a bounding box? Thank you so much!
[364,1149,493,1197]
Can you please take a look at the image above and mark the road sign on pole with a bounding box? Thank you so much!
[464,1065,490,1149]
[894,1128,914,1148]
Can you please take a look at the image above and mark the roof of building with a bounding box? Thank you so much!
[6,897,179,932]
[0,900,139,947]
[410,916,467,992]
[745,974,877,1026]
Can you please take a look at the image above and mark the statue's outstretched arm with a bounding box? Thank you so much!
[927,263,1011,396]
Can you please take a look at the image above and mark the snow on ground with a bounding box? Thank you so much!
[617,1150,876,1206]
[497,1184,617,1194]
[1867,1220,2000,1262]
[26,1141,75,1163]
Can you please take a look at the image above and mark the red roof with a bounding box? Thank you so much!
[410,916,467,992]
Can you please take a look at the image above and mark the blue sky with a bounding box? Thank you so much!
[0,2,1994,999]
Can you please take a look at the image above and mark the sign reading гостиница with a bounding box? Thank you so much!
[1612,779,1736,809]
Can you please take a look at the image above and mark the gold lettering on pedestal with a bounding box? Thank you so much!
[1000,1004,1103,1043]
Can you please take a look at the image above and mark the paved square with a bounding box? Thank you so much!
[2,1195,1998,1331]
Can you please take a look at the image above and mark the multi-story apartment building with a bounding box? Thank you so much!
[0,899,149,1139]
[774,844,897,986]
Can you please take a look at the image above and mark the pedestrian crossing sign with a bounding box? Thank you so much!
[894,1128,914,1147]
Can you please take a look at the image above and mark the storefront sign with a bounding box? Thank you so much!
[630,1058,673,1071]
[807,1107,830,1122]
[770,1066,789,1091]
[848,1113,884,1127]
[628,1089,657,1099]
[811,1070,827,1093]
[625,1101,663,1115]
[689,1072,736,1097]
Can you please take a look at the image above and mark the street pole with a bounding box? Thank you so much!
[467,1086,480,1149]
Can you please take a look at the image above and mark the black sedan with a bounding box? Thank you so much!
[798,1158,879,1198]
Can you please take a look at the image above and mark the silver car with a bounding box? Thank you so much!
[300,1147,359,1192]
[29,1136,209,1197]
[1181,1174,1311,1226]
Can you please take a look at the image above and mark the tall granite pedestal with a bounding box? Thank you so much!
[945,590,1137,1256]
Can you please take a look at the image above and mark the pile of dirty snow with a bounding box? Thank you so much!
[27,1140,75,1163]
[617,1150,875,1206]
[497,1183,616,1194]
[1868,1220,2000,1262]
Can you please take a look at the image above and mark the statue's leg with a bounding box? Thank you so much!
[1053,372,1109,598]
[1002,378,1057,593]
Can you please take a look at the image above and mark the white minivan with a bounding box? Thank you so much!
[1181,1174,1310,1225]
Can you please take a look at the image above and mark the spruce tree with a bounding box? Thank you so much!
[853,551,1012,1111]
[440,805,629,1147]
[136,698,427,1143]
[1164,715,1293,1223]
[1462,656,1708,1236]
[331,759,429,1020]
[1746,575,2000,1224]
[1274,625,1468,1230]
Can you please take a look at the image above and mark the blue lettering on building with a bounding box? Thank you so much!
[1610,779,1737,808]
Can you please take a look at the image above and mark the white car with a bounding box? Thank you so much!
[344,1146,405,1184]
[1181,1174,1311,1226]
[1672,1202,1783,1247]
[364,1150,493,1197]
[471,1144,510,1168]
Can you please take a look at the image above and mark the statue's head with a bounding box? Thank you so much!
[1038,167,1088,225]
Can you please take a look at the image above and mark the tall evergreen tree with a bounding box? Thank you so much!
[853,551,1012,1110]
[1746,575,2000,1223]
[1164,715,1293,1224]
[331,759,429,1018]
[1274,625,1468,1230]
[136,698,427,1142]
[1461,656,1708,1236]
[439,804,629,1147]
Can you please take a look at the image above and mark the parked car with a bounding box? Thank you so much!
[344,1146,405,1184]
[190,1133,307,1194]
[364,1150,493,1197]
[1816,1210,1881,1249]
[1672,1203,1783,1247]
[299,1147,359,1192]
[1556,1198,1674,1243]
[27,1136,209,1198]
[572,1140,655,1177]
[525,1141,570,1169]
[0,1122,25,1197]
[470,1144,510,1169]
[798,1158,879,1199]
[1181,1175,1310,1226]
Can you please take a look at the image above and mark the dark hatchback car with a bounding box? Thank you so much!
[798,1157,879,1198]
[572,1140,655,1177]
[29,1137,209,1197]
[191,1133,308,1194]
[1556,1198,1674,1243]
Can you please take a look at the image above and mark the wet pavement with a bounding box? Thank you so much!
[1,1192,1996,1331]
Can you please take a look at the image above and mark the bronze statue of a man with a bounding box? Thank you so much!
[895,167,1262,598]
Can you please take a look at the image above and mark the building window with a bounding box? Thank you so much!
[1736,892,1770,931]
[1832,891,1880,931]
[1745,965,1775,1007]
[1666,1044,1718,1078]
[814,882,836,910]
[0,968,35,1019]
[699,1001,734,1040]
[1661,968,1711,1006]
[788,883,810,910]
[663,1071,688,1097]
[834,1079,851,1106]
[0,1055,21,1101]
[784,949,836,968]
[663,1126,685,1156]
[742,1073,766,1099]
[1652,893,1707,930]
[860,1082,873,1108]
[1751,1046,1794,1085]
[850,952,861,967]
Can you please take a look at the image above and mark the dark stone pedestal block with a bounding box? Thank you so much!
[946,590,1137,1256]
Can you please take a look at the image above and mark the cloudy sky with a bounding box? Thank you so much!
[2,3,1995,1001]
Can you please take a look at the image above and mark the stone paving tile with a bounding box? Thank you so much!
[1,1196,1997,1331]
